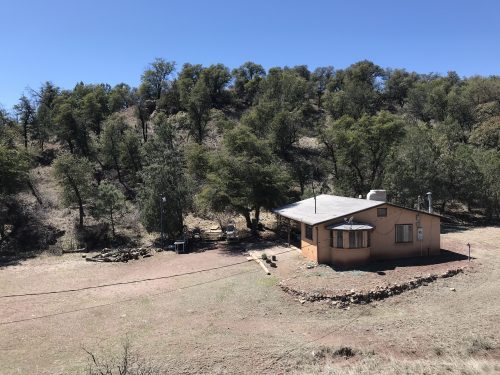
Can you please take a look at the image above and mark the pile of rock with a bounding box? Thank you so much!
[85,247,152,263]
[281,267,465,308]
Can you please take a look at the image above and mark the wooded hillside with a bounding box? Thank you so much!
[1,59,499,253]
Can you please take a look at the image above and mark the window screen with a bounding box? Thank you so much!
[377,208,387,217]
[348,231,364,248]
[336,231,343,248]
[305,225,313,240]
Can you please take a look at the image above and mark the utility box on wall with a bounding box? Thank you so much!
[417,227,424,241]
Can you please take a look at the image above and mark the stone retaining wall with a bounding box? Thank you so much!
[280,267,465,308]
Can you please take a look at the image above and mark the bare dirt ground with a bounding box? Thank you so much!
[273,243,472,298]
[0,226,499,374]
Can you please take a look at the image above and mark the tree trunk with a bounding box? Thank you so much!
[23,123,28,149]
[73,186,84,228]
[78,199,84,228]
[441,200,447,213]
[254,207,261,232]
[110,209,115,237]
[139,112,148,143]
[27,180,43,205]
[242,210,252,229]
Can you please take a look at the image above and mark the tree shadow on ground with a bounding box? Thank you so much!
[189,238,282,257]
[329,249,472,273]
[0,251,41,269]
[441,224,474,234]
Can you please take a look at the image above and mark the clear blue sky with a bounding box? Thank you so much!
[1,0,499,110]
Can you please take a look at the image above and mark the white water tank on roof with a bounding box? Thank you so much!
[366,189,387,202]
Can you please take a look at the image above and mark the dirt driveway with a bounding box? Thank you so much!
[1,227,499,374]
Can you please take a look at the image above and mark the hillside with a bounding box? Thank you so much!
[1,59,500,258]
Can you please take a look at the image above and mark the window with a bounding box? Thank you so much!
[336,231,344,248]
[395,224,413,243]
[377,208,387,217]
[349,231,364,248]
[305,224,313,240]
[330,230,344,248]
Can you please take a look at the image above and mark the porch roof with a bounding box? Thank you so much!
[326,222,375,231]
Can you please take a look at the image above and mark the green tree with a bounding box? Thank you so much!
[100,114,128,188]
[200,64,232,109]
[79,88,109,135]
[185,80,212,143]
[0,108,17,147]
[311,66,334,108]
[31,82,59,150]
[108,83,134,113]
[324,60,384,119]
[139,113,190,239]
[383,68,418,109]
[473,148,500,218]
[178,63,204,107]
[201,125,290,230]
[384,123,441,206]
[93,181,127,237]
[14,95,36,149]
[140,58,176,100]
[322,111,405,195]
[0,145,30,197]
[53,96,92,156]
[120,128,143,186]
[53,154,93,228]
[232,62,266,107]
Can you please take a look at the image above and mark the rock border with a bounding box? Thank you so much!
[280,267,465,308]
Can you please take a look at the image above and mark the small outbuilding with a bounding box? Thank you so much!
[274,191,440,266]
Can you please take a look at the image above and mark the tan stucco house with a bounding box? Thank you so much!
[274,191,441,266]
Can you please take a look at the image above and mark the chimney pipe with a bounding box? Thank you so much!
[426,192,433,214]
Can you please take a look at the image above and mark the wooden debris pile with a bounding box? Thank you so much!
[85,247,152,263]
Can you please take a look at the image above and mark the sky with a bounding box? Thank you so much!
[1,0,499,110]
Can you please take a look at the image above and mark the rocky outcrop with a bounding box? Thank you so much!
[280,267,464,308]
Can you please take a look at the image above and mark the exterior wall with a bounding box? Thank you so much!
[331,247,370,266]
[314,204,440,265]
[297,204,440,266]
[300,222,318,262]
[355,204,440,260]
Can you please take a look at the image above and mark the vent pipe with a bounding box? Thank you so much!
[426,192,433,214]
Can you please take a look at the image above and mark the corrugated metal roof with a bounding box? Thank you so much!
[326,222,375,231]
[273,194,384,225]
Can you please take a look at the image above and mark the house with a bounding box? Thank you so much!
[273,190,441,266]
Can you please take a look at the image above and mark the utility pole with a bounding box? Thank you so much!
[312,183,317,214]
[160,196,166,248]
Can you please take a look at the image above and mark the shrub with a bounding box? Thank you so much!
[82,339,164,375]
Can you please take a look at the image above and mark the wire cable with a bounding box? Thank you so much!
[0,268,259,326]
[0,247,296,299]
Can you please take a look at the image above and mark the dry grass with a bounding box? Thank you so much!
[292,354,500,375]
